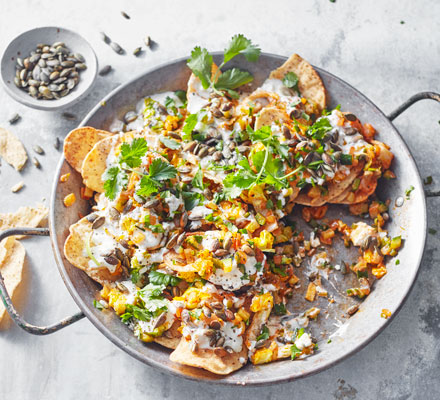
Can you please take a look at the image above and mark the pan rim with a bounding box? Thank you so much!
[49,52,427,386]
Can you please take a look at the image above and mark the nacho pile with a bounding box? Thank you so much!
[63,35,400,375]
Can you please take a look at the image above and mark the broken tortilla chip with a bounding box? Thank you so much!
[170,337,247,375]
[0,128,28,171]
[64,127,113,172]
[0,237,25,324]
[64,216,122,285]
[269,54,327,111]
[0,204,48,239]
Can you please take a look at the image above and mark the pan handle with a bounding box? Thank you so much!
[387,91,440,121]
[0,227,85,335]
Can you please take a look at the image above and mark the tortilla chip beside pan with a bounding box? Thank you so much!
[0,237,25,324]
[0,204,48,238]
[154,320,182,349]
[0,128,28,171]
[63,127,113,172]
[170,338,247,375]
[64,217,122,285]
[269,54,327,111]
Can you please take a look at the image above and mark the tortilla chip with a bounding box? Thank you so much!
[64,216,122,285]
[154,320,182,349]
[0,237,25,323]
[269,54,327,111]
[64,127,113,172]
[81,135,117,193]
[170,338,247,375]
[254,107,289,130]
[295,163,364,207]
[0,128,28,171]
[330,173,379,204]
[81,131,155,193]
[0,204,49,239]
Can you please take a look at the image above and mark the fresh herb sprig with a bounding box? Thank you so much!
[187,34,261,98]
[103,137,177,200]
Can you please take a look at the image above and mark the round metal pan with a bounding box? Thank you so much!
[1,53,438,385]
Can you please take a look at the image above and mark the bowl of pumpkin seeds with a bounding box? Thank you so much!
[1,26,98,110]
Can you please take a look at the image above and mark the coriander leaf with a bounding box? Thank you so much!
[164,96,175,110]
[136,175,160,197]
[282,71,299,91]
[103,166,128,200]
[119,138,149,168]
[149,270,181,287]
[149,159,177,181]
[182,110,207,141]
[215,68,253,90]
[223,34,261,63]
[256,325,270,341]
[192,167,205,190]
[187,47,213,89]
[121,304,153,323]
[273,303,287,315]
[340,154,353,165]
[306,118,332,141]
[182,191,204,210]
[291,344,301,360]
[174,90,187,106]
[160,136,181,150]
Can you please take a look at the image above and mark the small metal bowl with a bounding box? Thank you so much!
[1,26,98,111]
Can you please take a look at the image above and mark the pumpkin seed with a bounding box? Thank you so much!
[109,207,120,220]
[104,255,119,265]
[344,127,358,136]
[74,53,85,63]
[92,216,105,229]
[29,86,38,97]
[110,42,124,54]
[183,141,197,152]
[347,304,359,316]
[67,79,76,90]
[54,137,61,150]
[166,233,180,249]
[33,145,44,155]
[345,113,357,122]
[74,63,87,70]
[100,31,110,43]
[152,313,167,329]
[216,337,225,347]
[99,65,112,76]
[168,132,181,140]
[124,111,137,123]
[8,113,21,125]
[214,249,229,257]
[242,244,255,256]
[121,11,131,19]
[209,320,221,330]
[32,157,41,169]
[144,36,151,47]
[133,47,142,56]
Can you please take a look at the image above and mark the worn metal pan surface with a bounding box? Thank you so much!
[0,53,437,385]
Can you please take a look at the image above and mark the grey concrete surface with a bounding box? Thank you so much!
[0,1,439,399]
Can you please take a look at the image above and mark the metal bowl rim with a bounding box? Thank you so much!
[49,52,427,385]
